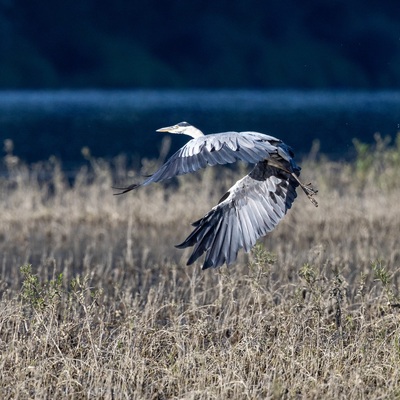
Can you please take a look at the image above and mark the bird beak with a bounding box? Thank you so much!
[156,125,175,133]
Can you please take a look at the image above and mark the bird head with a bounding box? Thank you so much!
[156,122,204,139]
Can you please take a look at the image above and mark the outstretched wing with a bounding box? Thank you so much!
[114,131,282,194]
[176,161,300,269]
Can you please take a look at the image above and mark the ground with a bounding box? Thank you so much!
[1,139,400,399]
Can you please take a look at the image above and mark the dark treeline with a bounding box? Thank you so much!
[0,0,400,89]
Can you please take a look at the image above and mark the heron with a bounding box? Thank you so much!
[114,122,318,269]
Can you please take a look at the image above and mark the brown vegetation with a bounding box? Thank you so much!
[1,137,400,399]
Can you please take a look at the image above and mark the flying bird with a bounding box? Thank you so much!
[114,122,318,269]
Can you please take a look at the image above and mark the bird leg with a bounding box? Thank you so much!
[266,159,318,207]
[291,173,318,207]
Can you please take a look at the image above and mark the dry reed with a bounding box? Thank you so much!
[1,136,400,399]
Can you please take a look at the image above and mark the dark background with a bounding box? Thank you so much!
[1,1,400,89]
[1,2,400,168]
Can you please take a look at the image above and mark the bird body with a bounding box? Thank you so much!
[115,122,317,269]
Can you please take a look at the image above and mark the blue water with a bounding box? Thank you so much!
[0,89,399,169]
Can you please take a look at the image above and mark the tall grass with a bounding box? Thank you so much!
[1,135,400,398]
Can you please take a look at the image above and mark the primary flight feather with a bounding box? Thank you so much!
[114,122,318,269]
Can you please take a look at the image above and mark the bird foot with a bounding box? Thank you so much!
[291,173,318,207]
[301,182,318,207]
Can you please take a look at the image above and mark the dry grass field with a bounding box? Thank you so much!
[1,135,400,399]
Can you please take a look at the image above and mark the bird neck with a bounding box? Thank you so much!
[187,126,205,139]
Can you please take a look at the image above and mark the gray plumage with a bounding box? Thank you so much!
[115,122,318,269]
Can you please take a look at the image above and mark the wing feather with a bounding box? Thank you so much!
[237,208,256,252]
[227,211,241,265]
[177,162,299,269]
[114,131,281,194]
[204,218,229,269]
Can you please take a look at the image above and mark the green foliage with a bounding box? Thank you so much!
[20,264,102,316]
[20,264,63,310]
[299,263,317,285]
[250,244,277,268]
[353,132,400,190]
[371,259,400,307]
[372,259,391,287]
